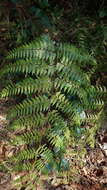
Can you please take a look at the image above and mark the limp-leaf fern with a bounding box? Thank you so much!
[0,35,106,188]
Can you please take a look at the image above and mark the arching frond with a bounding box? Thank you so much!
[7,35,56,62]
[8,95,50,119]
[10,113,46,130]
[1,76,51,97]
[58,42,96,65]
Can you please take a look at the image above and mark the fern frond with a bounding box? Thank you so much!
[56,63,90,86]
[12,130,41,145]
[58,43,96,65]
[54,78,88,104]
[14,148,37,161]
[86,113,99,121]
[8,95,50,119]
[51,92,76,116]
[1,77,51,97]
[86,98,104,109]
[48,110,65,125]
[7,35,56,62]
[0,61,56,79]
[10,113,46,130]
[13,145,53,172]
[12,144,47,162]
[48,122,70,150]
[35,147,53,171]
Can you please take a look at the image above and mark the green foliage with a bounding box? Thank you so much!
[0,0,54,73]
[0,35,106,188]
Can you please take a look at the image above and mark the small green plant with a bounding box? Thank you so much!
[0,35,105,189]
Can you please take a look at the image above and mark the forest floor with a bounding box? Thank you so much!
[0,99,107,190]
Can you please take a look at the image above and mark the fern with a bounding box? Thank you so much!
[1,77,51,97]
[0,34,106,188]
